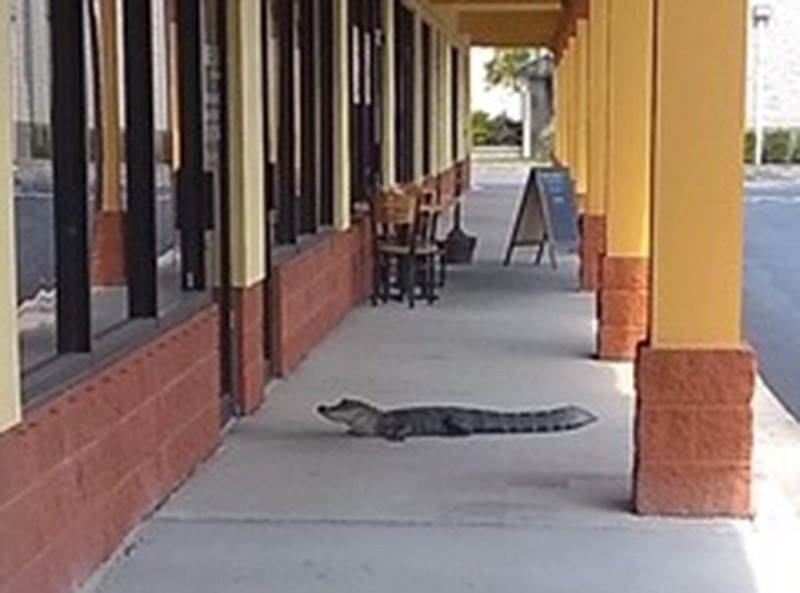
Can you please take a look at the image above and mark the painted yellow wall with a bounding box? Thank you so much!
[587,0,609,217]
[574,19,589,196]
[226,0,266,288]
[0,0,22,432]
[382,0,397,186]
[333,0,351,229]
[651,0,747,347]
[605,0,653,255]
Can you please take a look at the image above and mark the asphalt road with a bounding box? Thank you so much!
[745,174,800,420]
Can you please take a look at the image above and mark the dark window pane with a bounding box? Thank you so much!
[14,0,57,370]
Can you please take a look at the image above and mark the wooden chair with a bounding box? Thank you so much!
[416,179,448,289]
[371,186,438,308]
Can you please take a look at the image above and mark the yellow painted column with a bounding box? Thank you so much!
[333,0,351,229]
[587,0,608,218]
[92,0,127,287]
[650,5,746,347]
[168,0,181,170]
[227,0,266,289]
[226,0,267,414]
[634,0,755,518]
[462,44,472,188]
[443,40,453,167]
[100,0,121,212]
[440,33,448,171]
[454,43,461,166]
[428,28,440,176]
[574,18,589,200]
[595,0,653,357]
[431,27,444,175]
[0,0,21,431]
[462,46,471,162]
[381,0,396,187]
[580,0,611,293]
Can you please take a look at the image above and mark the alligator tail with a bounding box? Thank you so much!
[492,405,598,433]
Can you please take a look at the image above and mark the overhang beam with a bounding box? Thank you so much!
[430,0,561,11]
[458,10,560,47]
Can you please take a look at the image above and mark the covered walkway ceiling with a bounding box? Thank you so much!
[430,0,568,47]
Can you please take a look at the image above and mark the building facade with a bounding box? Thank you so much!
[0,1,761,593]
[746,0,800,129]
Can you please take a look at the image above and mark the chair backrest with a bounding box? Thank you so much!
[373,186,418,227]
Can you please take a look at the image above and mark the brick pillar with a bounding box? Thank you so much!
[579,213,605,291]
[634,346,755,517]
[92,210,127,286]
[233,282,267,415]
[634,0,754,517]
[597,256,648,360]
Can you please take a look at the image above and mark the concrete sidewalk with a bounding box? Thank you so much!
[83,165,800,593]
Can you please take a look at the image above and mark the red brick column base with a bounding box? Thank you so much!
[597,257,649,360]
[579,213,605,291]
[233,282,267,415]
[92,210,127,286]
[634,345,756,517]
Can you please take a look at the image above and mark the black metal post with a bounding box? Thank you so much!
[124,0,157,318]
[421,22,431,176]
[444,47,477,264]
[177,0,206,289]
[319,0,334,225]
[51,0,91,352]
[299,0,318,233]
[276,0,298,244]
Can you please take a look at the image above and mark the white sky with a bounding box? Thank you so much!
[470,48,522,120]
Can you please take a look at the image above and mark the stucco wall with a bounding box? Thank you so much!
[746,0,800,129]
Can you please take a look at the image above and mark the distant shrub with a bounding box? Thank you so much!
[762,129,792,163]
[471,111,493,146]
[470,110,522,147]
[792,132,800,164]
[744,130,755,164]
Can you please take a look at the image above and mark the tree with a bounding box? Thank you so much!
[484,49,536,92]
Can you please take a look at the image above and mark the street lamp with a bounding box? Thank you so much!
[752,3,773,166]
[753,4,773,26]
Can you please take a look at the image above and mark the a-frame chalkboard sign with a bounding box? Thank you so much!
[503,166,578,268]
